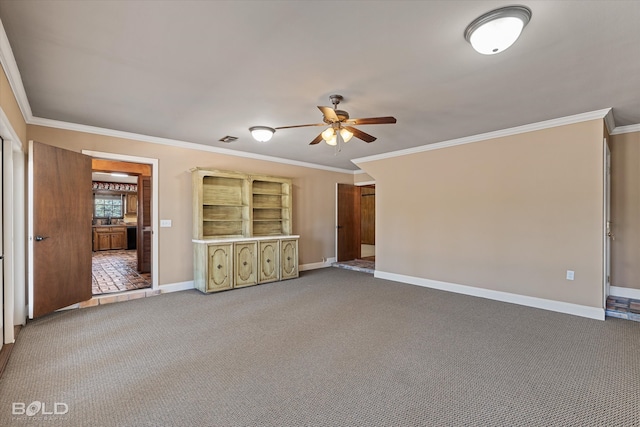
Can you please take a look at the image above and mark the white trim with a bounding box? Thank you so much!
[0,106,23,149]
[0,18,33,122]
[299,258,336,271]
[611,123,640,135]
[352,108,612,166]
[610,286,640,300]
[82,150,160,292]
[27,141,34,319]
[353,169,367,175]
[604,109,616,135]
[160,281,195,293]
[375,270,605,321]
[355,180,375,186]
[32,117,356,174]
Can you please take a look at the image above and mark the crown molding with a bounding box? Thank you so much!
[29,116,356,174]
[0,18,33,122]
[604,109,616,135]
[352,108,613,166]
[611,123,640,136]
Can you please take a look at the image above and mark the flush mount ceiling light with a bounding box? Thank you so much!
[249,126,275,142]
[464,5,532,55]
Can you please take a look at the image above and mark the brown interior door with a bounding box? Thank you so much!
[31,141,92,318]
[137,175,151,273]
[360,186,375,245]
[337,183,361,262]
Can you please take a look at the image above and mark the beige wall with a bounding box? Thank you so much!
[0,63,26,144]
[359,120,605,308]
[27,125,353,286]
[354,172,374,185]
[610,130,640,290]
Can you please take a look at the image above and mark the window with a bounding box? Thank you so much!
[94,194,124,218]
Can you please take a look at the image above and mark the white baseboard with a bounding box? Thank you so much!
[299,257,336,271]
[375,271,605,321]
[610,286,640,300]
[160,281,195,293]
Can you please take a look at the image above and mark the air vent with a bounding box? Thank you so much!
[218,136,238,143]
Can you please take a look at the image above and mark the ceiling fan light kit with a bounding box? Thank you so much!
[249,126,275,142]
[250,94,396,149]
[464,5,532,55]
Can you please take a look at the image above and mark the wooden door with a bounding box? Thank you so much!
[137,175,151,273]
[337,184,361,262]
[259,240,279,283]
[234,242,257,288]
[29,141,92,318]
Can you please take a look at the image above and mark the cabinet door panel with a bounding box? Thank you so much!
[208,244,233,292]
[97,233,111,251]
[110,232,125,250]
[234,242,257,288]
[281,239,298,280]
[259,240,279,283]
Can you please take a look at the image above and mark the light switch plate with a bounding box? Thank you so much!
[160,219,172,228]
[566,270,575,280]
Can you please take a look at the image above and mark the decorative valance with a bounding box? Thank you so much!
[92,181,137,192]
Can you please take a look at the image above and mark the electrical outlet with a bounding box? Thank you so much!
[566,270,575,280]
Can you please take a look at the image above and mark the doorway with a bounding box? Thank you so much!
[83,150,159,297]
[91,159,151,295]
[334,183,375,273]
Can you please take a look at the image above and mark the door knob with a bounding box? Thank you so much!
[35,235,49,242]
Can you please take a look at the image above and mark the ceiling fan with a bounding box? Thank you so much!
[266,94,397,146]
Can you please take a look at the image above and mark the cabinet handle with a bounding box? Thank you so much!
[266,259,271,263]
[287,256,291,261]
[216,264,222,269]
[243,261,247,266]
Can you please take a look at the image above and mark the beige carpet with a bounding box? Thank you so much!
[1,268,638,426]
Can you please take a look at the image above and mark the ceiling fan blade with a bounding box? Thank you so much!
[274,123,325,130]
[344,126,377,143]
[349,116,397,125]
[309,132,323,145]
[318,106,339,123]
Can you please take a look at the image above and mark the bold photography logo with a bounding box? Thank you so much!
[12,401,68,417]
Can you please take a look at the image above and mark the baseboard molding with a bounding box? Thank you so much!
[299,258,336,271]
[375,271,605,321]
[610,286,640,300]
[160,281,195,293]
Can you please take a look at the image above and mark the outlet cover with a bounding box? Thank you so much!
[566,270,575,280]
[160,219,172,227]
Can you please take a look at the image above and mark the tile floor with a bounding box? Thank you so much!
[92,249,151,295]
[332,258,375,274]
[606,295,640,322]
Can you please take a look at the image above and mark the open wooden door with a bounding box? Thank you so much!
[337,183,361,262]
[137,175,151,273]
[29,141,92,318]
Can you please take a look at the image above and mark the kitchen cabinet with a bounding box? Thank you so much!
[126,193,138,214]
[92,226,127,251]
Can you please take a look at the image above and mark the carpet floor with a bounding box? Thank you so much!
[1,268,638,426]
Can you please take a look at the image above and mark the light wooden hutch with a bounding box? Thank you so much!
[191,168,299,293]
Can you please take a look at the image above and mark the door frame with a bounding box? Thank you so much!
[603,139,611,307]
[82,150,159,293]
[335,179,376,262]
[0,111,25,343]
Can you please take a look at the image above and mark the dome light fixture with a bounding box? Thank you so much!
[249,126,275,142]
[464,5,532,55]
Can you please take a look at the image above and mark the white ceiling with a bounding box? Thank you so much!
[1,1,638,171]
